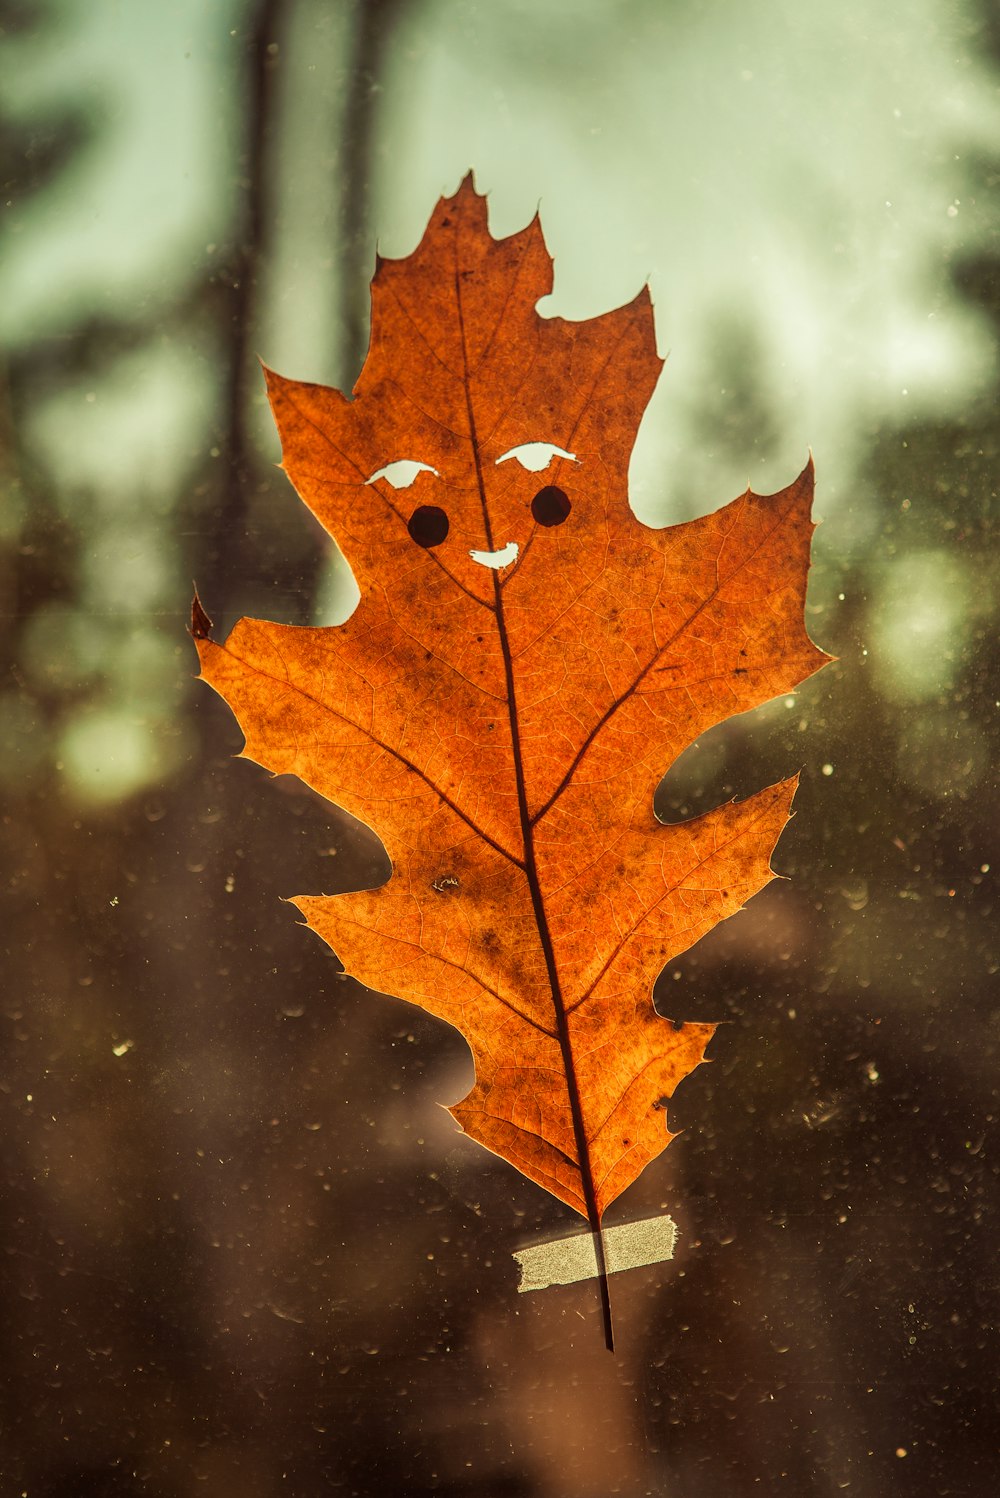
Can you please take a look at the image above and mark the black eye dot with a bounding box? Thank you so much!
[531,486,571,528]
[407,504,449,548]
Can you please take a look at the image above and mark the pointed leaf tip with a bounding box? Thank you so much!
[190,590,213,641]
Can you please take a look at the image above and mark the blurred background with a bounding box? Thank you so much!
[2,0,997,1493]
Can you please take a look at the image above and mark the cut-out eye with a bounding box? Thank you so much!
[495,442,577,473]
[531,486,572,527]
[407,504,449,548]
[366,460,439,489]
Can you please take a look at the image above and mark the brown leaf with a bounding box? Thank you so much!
[194,175,830,1348]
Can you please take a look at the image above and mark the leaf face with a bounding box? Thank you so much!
[195,177,829,1237]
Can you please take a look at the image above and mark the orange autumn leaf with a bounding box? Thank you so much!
[193,175,830,1348]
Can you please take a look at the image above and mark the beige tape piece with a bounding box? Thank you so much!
[513,1214,678,1293]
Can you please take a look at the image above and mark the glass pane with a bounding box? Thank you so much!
[3,1,996,1493]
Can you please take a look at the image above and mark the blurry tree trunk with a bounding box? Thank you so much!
[202,0,409,610]
[201,0,284,606]
[338,0,409,388]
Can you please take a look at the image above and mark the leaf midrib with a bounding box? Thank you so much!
[452,250,604,1217]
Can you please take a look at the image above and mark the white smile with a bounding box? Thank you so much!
[469,540,519,570]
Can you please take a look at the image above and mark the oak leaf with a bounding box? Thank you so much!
[193,175,830,1348]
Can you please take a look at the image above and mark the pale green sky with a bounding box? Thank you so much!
[1,0,241,346]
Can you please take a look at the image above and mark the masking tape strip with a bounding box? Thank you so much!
[513,1214,677,1293]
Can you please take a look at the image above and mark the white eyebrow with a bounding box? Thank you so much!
[365,460,439,488]
[495,443,578,472]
